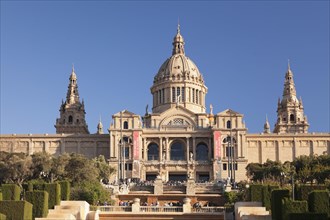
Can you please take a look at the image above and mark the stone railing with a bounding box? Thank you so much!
[98,206,132,212]
[192,207,225,213]
[98,198,224,214]
[140,206,183,213]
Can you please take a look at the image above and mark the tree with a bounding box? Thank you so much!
[92,155,115,184]
[30,152,52,180]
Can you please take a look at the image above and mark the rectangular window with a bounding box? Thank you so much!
[192,89,195,103]
[162,88,165,103]
[181,87,185,102]
[159,90,162,104]
[226,146,234,157]
[172,87,176,102]
[125,163,132,171]
[223,163,227,170]
[177,87,180,100]
[125,147,129,159]
[196,90,199,104]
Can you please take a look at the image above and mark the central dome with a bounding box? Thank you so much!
[150,25,208,114]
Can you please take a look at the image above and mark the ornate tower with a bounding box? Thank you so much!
[273,62,309,133]
[96,117,104,134]
[264,115,270,134]
[150,24,208,114]
[55,66,89,134]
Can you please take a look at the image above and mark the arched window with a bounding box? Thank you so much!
[226,120,231,129]
[290,114,295,122]
[123,121,128,129]
[68,115,73,124]
[148,143,159,161]
[223,136,236,158]
[196,143,208,161]
[170,141,185,160]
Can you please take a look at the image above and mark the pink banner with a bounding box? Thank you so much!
[133,131,139,160]
[214,131,221,159]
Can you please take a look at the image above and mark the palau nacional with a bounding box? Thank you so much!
[1,25,329,189]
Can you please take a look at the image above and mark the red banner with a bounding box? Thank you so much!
[133,131,139,160]
[214,131,221,159]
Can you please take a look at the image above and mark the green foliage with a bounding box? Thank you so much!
[282,198,308,220]
[70,181,112,205]
[271,189,290,220]
[250,184,263,202]
[25,190,49,219]
[58,181,70,201]
[44,183,61,209]
[0,213,6,220]
[295,184,326,201]
[246,160,284,182]
[262,185,279,210]
[31,183,61,209]
[22,183,33,192]
[0,201,33,220]
[0,192,2,201]
[308,190,330,217]
[288,213,328,220]
[2,184,21,201]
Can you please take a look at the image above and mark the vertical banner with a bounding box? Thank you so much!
[133,131,140,160]
[213,131,221,159]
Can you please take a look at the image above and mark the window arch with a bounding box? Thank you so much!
[148,143,159,161]
[290,114,295,122]
[68,115,73,124]
[170,141,185,160]
[123,121,128,129]
[196,143,208,161]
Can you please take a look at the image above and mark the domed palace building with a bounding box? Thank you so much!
[0,26,329,184]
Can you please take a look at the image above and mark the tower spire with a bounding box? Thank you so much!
[273,62,309,134]
[172,23,185,55]
[97,115,104,134]
[264,114,270,133]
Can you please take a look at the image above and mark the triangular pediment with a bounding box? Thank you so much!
[113,109,137,117]
[217,109,242,116]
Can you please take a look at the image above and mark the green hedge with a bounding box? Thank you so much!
[295,184,326,201]
[271,189,290,220]
[22,183,33,192]
[262,185,279,210]
[0,201,32,220]
[0,192,2,201]
[0,213,6,220]
[25,190,49,219]
[282,198,308,220]
[58,181,70,201]
[250,184,263,202]
[308,190,330,217]
[288,213,328,220]
[2,184,21,201]
[31,183,61,209]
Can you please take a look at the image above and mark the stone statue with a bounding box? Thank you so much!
[162,152,166,161]
[145,104,149,115]
[210,104,213,115]
[188,171,193,179]
[189,152,193,161]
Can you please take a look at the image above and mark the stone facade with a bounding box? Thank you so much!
[0,26,329,183]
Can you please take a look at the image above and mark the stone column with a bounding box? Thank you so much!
[159,137,162,161]
[187,137,190,161]
[143,138,147,160]
[132,198,140,213]
[192,137,196,160]
[183,198,191,213]
[208,138,212,160]
[166,138,170,161]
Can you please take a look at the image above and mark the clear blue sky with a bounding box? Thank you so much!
[1,1,329,134]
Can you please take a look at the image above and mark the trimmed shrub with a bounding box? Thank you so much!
[44,183,61,209]
[288,212,328,220]
[262,185,279,210]
[25,190,49,219]
[308,190,330,217]
[0,192,2,201]
[282,198,308,220]
[249,184,263,202]
[0,201,33,220]
[58,181,70,201]
[271,189,290,220]
[295,184,326,201]
[2,184,21,201]
[31,183,61,209]
[22,183,33,192]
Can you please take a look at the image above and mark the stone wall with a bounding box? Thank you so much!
[0,134,110,159]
